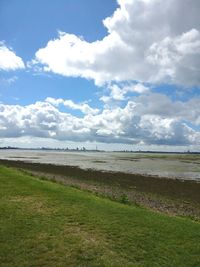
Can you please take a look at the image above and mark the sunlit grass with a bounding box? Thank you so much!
[0,166,200,266]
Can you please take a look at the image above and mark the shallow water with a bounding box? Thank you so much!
[0,149,200,181]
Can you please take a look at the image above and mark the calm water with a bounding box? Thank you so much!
[0,149,200,181]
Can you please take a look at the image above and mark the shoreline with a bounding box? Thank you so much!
[1,158,200,220]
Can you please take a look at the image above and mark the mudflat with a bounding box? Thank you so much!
[1,159,200,220]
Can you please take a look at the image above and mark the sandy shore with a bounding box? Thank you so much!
[1,159,200,220]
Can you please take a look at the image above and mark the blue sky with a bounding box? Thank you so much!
[0,0,116,105]
[0,0,200,151]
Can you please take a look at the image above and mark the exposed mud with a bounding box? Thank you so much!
[1,159,200,220]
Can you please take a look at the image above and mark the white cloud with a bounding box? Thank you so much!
[131,84,150,94]
[132,93,200,126]
[45,97,99,115]
[146,29,200,86]
[0,95,199,146]
[100,83,150,103]
[110,84,126,101]
[0,43,25,71]
[110,83,150,100]
[33,0,200,87]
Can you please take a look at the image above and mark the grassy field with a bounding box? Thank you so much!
[0,166,200,266]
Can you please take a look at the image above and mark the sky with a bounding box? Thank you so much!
[0,0,200,151]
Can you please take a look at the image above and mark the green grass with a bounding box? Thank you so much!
[0,166,200,266]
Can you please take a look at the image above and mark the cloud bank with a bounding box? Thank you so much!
[33,0,200,87]
[0,94,199,146]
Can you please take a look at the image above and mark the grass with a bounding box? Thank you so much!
[0,166,200,266]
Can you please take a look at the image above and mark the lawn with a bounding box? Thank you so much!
[0,166,200,266]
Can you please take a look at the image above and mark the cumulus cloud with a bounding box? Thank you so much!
[146,29,200,86]
[0,43,25,71]
[132,93,200,126]
[45,97,99,115]
[0,94,199,146]
[100,83,150,103]
[32,0,200,87]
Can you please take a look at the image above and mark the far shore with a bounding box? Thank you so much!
[1,159,200,220]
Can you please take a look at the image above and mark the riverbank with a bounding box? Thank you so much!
[1,159,200,220]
